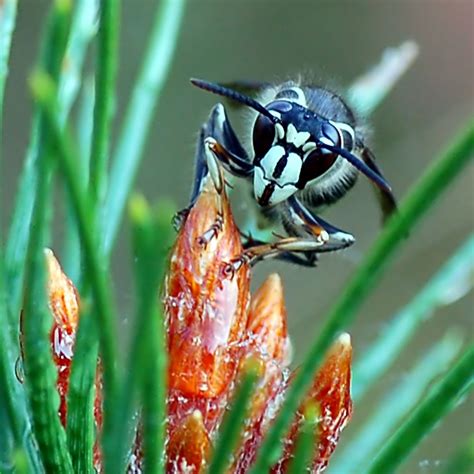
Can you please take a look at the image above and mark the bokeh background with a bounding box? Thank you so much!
[4,1,473,472]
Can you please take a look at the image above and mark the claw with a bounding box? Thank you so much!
[173,207,191,231]
[197,213,224,248]
[222,254,250,279]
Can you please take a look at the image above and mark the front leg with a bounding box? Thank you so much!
[225,196,355,273]
[174,103,252,230]
[285,196,355,252]
[240,231,319,267]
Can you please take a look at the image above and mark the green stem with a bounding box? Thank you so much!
[3,2,72,471]
[0,0,18,169]
[22,48,73,473]
[142,309,167,474]
[58,0,97,122]
[102,0,187,256]
[5,0,74,323]
[63,77,95,280]
[250,121,474,472]
[108,198,174,473]
[366,344,474,474]
[0,0,29,470]
[352,235,474,403]
[66,308,99,473]
[208,362,260,474]
[30,71,119,465]
[0,250,30,470]
[59,0,98,279]
[287,404,319,474]
[331,332,463,473]
[23,246,73,474]
[89,0,120,204]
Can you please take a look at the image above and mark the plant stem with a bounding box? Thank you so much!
[5,0,76,322]
[89,0,119,204]
[352,234,474,403]
[22,10,74,462]
[287,404,319,474]
[66,308,98,473]
[107,197,174,473]
[208,361,260,474]
[30,71,119,467]
[331,332,463,473]
[366,344,474,474]
[0,0,18,172]
[102,0,187,256]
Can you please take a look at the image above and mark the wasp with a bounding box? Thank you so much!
[178,78,397,270]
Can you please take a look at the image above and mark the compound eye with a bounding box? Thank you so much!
[321,122,342,149]
[299,147,337,186]
[253,114,275,158]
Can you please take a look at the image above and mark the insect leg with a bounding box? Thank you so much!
[174,103,250,229]
[205,136,253,178]
[240,232,319,267]
[190,103,249,204]
[223,236,326,276]
[286,196,355,252]
[224,197,355,273]
[172,124,209,230]
[203,102,253,178]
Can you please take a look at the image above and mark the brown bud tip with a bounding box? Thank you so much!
[273,333,353,473]
[45,248,79,333]
[310,332,353,472]
[246,273,291,366]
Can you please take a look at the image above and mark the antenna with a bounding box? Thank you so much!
[191,78,281,124]
[319,143,393,193]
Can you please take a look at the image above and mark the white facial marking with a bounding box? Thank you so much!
[293,131,310,148]
[302,141,317,153]
[255,148,301,206]
[275,123,285,140]
[276,152,301,186]
[284,124,310,148]
[269,183,299,205]
[260,146,285,177]
[286,123,298,144]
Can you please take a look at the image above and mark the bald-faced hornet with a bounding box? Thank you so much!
[180,78,397,269]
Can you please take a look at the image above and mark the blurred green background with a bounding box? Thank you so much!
[3,1,473,472]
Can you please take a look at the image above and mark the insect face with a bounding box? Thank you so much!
[251,93,356,206]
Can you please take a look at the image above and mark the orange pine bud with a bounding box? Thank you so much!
[273,333,353,473]
[232,274,292,473]
[165,176,251,399]
[44,249,102,470]
[45,248,80,425]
